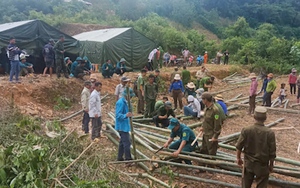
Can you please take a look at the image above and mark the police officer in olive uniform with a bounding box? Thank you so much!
[144,74,158,118]
[163,118,196,164]
[236,106,276,188]
[54,35,69,78]
[199,92,222,156]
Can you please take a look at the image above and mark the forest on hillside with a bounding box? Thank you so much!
[1,0,300,73]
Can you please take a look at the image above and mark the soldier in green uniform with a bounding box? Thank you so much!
[54,35,69,78]
[181,66,191,86]
[199,76,215,92]
[199,92,221,156]
[153,101,176,128]
[144,74,158,118]
[163,118,196,164]
[236,106,276,188]
[170,67,181,82]
[101,59,114,78]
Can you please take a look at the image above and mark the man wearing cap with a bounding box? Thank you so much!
[163,118,196,164]
[74,60,89,80]
[184,95,201,119]
[289,68,297,95]
[153,97,169,115]
[199,92,222,156]
[71,57,83,77]
[115,88,135,162]
[137,69,147,114]
[7,37,22,83]
[115,77,130,100]
[153,101,175,128]
[42,39,55,77]
[102,59,114,78]
[199,76,215,92]
[215,94,228,116]
[89,82,104,141]
[116,58,127,76]
[265,73,277,107]
[81,81,92,134]
[54,35,69,78]
[181,66,191,86]
[144,74,158,118]
[236,106,276,188]
[19,54,34,76]
[249,73,258,114]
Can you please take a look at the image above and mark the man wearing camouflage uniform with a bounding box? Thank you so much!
[144,74,158,118]
[236,106,276,188]
[54,35,69,78]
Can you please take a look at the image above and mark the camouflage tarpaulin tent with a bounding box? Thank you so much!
[73,28,156,71]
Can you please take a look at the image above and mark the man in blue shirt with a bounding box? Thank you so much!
[116,58,127,76]
[257,75,269,106]
[19,54,34,76]
[115,87,135,161]
[42,39,55,77]
[163,118,196,164]
[215,94,228,116]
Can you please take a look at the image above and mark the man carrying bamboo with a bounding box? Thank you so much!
[236,106,276,188]
[199,92,221,156]
[115,88,135,162]
[163,118,196,164]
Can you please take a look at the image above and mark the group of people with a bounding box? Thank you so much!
[249,68,300,114]
[7,37,35,83]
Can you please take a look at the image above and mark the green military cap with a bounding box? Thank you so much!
[201,92,213,100]
[168,118,179,130]
[254,106,267,119]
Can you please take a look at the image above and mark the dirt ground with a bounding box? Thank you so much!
[1,64,299,187]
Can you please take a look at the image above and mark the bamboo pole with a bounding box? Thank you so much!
[106,124,150,160]
[290,103,300,107]
[223,72,238,81]
[158,171,240,188]
[129,173,170,188]
[284,99,289,109]
[134,131,161,149]
[218,143,300,167]
[137,132,168,143]
[59,110,82,122]
[105,133,150,172]
[237,104,300,114]
[211,86,240,95]
[132,115,190,123]
[218,118,285,142]
[133,122,171,133]
[226,96,262,103]
[126,87,137,160]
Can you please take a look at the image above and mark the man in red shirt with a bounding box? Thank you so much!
[289,68,297,95]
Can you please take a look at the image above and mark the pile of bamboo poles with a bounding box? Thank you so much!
[106,111,300,188]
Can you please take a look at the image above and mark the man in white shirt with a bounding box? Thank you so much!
[89,82,103,141]
[183,95,201,119]
[81,81,92,134]
[147,48,158,71]
[115,76,130,100]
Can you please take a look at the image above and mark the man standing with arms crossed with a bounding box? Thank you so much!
[54,35,69,78]
[236,106,276,188]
